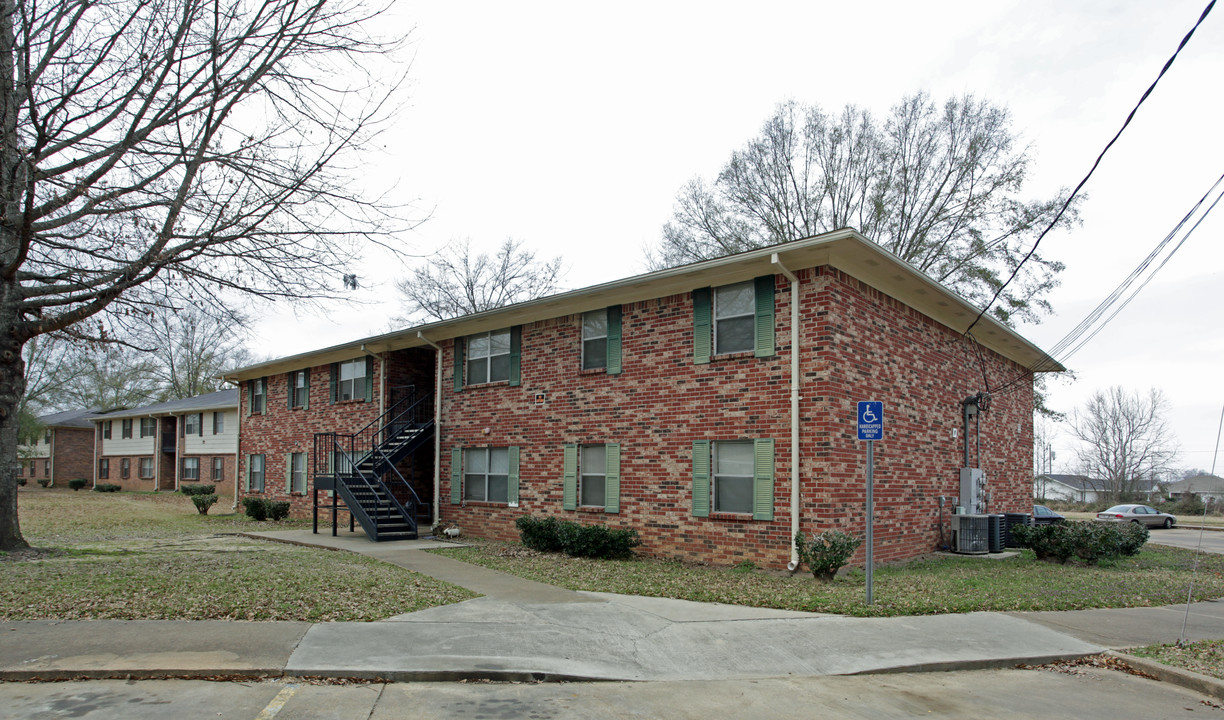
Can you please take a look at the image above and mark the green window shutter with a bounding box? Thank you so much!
[246,383,252,417]
[198,413,204,436]
[562,444,577,511]
[692,440,710,517]
[753,438,775,521]
[364,356,374,402]
[450,447,462,504]
[604,443,620,514]
[329,364,338,404]
[285,453,292,493]
[754,275,776,358]
[303,367,310,409]
[261,377,268,414]
[287,374,294,410]
[693,288,712,364]
[507,446,520,505]
[606,305,622,375]
[244,455,251,492]
[453,338,465,392]
[509,325,522,387]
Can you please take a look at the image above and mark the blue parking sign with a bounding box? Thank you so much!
[857,401,883,441]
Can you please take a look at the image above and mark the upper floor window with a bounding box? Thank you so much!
[336,359,365,402]
[251,377,267,414]
[714,281,755,355]
[582,310,607,371]
[44,429,52,444]
[212,412,224,435]
[139,418,157,438]
[102,421,112,439]
[289,369,310,408]
[693,277,775,363]
[121,419,133,439]
[184,413,201,437]
[467,330,511,385]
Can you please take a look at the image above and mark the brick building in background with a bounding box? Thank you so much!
[19,408,99,486]
[226,229,1063,569]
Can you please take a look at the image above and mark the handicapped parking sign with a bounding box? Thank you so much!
[857,401,883,441]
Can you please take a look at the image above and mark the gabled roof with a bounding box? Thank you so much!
[223,228,1066,382]
[89,389,238,421]
[1165,474,1224,493]
[1037,474,1160,493]
[37,408,101,429]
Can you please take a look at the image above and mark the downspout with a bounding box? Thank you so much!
[418,332,444,529]
[234,396,242,511]
[772,253,802,573]
[92,424,98,489]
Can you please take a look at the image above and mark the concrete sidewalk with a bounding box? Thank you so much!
[2,528,1221,683]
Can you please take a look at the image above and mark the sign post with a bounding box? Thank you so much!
[857,401,883,605]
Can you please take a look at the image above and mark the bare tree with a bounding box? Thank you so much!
[141,307,253,400]
[58,345,161,411]
[1068,387,1178,502]
[394,238,563,323]
[652,93,1080,324]
[0,0,413,550]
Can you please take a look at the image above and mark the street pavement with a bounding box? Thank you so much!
[1148,527,1224,555]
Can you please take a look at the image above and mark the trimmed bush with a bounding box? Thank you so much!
[268,501,291,521]
[17,477,26,487]
[94,483,121,493]
[180,484,217,497]
[1012,520,1148,565]
[192,494,219,515]
[37,478,50,488]
[795,530,862,580]
[68,478,88,491]
[515,515,640,559]
[242,497,269,521]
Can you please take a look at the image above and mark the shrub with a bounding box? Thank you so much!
[268,501,291,521]
[17,477,26,487]
[515,515,640,559]
[795,530,862,580]
[192,494,219,515]
[94,483,121,493]
[180,484,217,497]
[68,478,88,491]
[1012,520,1148,565]
[37,478,50,488]
[242,497,269,521]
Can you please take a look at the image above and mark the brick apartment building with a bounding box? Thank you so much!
[19,408,99,486]
[226,229,1062,569]
[91,390,239,493]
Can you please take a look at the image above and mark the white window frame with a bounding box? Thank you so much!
[182,457,200,481]
[121,458,131,478]
[139,417,156,438]
[249,454,265,492]
[337,359,365,402]
[184,413,200,437]
[713,281,755,355]
[463,447,509,503]
[252,378,267,414]
[212,457,224,481]
[213,412,224,435]
[138,457,154,479]
[582,310,608,371]
[98,459,109,479]
[290,452,307,494]
[290,370,308,408]
[713,440,754,514]
[121,419,133,439]
[580,444,607,508]
[466,330,511,385]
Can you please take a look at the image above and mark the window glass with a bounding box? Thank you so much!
[338,359,365,401]
[714,441,753,513]
[99,459,109,479]
[122,419,133,438]
[714,281,755,355]
[466,330,511,384]
[580,444,606,507]
[139,457,154,478]
[103,421,112,439]
[182,458,199,480]
[212,457,224,480]
[185,414,200,436]
[252,378,266,413]
[464,447,509,503]
[290,452,307,493]
[140,418,157,437]
[250,454,265,492]
[213,412,224,434]
[121,458,130,478]
[582,310,608,370]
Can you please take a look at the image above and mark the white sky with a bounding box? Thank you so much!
[249,0,1224,476]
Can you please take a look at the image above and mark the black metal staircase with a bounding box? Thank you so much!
[313,386,434,541]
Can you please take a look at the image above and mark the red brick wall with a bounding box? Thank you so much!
[51,427,94,484]
[438,266,1034,568]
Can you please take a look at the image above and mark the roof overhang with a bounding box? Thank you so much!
[224,229,1064,382]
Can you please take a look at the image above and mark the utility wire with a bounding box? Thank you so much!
[964,0,1216,339]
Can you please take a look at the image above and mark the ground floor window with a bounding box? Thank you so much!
[247,454,265,492]
[121,458,130,479]
[43,460,50,477]
[212,457,224,481]
[139,457,154,479]
[182,457,199,481]
[99,459,109,479]
[289,452,307,494]
[692,439,774,520]
[713,441,753,514]
[580,444,607,507]
[464,447,508,503]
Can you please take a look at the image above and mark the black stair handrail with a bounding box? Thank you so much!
[317,434,391,537]
[367,429,427,524]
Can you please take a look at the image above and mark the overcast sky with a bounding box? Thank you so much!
[248,0,1224,477]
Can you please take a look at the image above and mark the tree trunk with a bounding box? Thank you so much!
[0,310,28,550]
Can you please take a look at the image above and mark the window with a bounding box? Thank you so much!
[713,441,753,514]
[692,439,774,520]
[212,457,225,481]
[213,412,224,435]
[250,378,267,415]
[582,310,607,370]
[693,276,774,363]
[43,460,50,477]
[289,452,307,494]
[44,429,52,444]
[121,458,131,479]
[182,457,199,481]
[17,463,23,477]
[140,418,156,438]
[184,413,200,437]
[122,419,133,439]
[139,457,154,478]
[247,454,265,492]
[714,281,755,355]
[335,359,366,402]
[289,369,310,408]
[99,459,109,479]
[464,447,509,503]
[466,330,511,384]
[103,421,112,439]
[580,445,606,507]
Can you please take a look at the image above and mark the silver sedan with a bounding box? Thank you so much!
[1094,504,1177,529]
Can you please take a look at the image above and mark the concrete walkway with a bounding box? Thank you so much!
[2,528,1222,684]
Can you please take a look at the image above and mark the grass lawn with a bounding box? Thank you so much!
[1131,640,1224,680]
[2,488,477,621]
[434,539,1224,618]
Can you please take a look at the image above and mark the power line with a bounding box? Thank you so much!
[964,0,1216,339]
